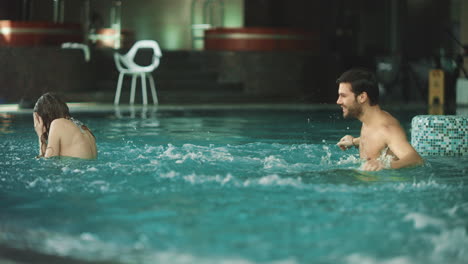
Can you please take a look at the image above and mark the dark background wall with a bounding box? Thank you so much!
[0,0,21,19]
[0,0,465,106]
[244,0,458,63]
[244,0,463,105]
[1,0,461,58]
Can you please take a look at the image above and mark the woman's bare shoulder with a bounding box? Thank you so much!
[50,118,71,127]
[50,118,79,132]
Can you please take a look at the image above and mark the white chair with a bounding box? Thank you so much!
[61,42,91,62]
[113,40,162,105]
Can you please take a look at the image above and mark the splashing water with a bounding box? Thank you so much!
[0,108,467,264]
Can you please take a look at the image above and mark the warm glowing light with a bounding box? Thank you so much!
[0,27,11,35]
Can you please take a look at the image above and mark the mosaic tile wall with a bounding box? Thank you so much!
[411,115,468,156]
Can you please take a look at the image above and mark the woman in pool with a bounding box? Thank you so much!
[33,93,97,159]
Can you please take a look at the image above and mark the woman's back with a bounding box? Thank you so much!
[45,118,97,159]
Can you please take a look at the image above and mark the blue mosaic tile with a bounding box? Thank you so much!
[411,115,468,156]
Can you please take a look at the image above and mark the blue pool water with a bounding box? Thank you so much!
[0,107,467,264]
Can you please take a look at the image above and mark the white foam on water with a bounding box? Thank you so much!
[182,173,235,186]
[106,161,124,170]
[89,180,108,186]
[175,152,200,164]
[257,174,302,187]
[263,155,288,169]
[143,145,163,153]
[79,232,97,242]
[174,171,306,189]
[208,147,234,162]
[134,252,298,264]
[60,166,86,175]
[88,180,110,192]
[160,144,182,160]
[429,227,468,262]
[160,171,179,179]
[404,213,446,229]
[410,179,449,190]
[344,254,413,264]
[320,145,332,165]
[402,210,468,263]
[0,225,299,264]
[25,177,55,190]
[27,178,40,188]
[87,167,98,172]
[444,202,468,217]
[390,178,465,193]
[0,227,119,262]
[220,173,233,185]
[243,174,303,188]
[337,154,361,165]
[42,233,124,261]
[182,144,234,162]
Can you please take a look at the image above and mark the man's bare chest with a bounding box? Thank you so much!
[359,127,387,159]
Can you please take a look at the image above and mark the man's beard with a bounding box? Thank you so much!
[343,102,362,119]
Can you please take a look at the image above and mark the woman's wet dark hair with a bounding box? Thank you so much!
[34,93,71,144]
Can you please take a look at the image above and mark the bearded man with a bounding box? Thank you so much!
[335,68,423,171]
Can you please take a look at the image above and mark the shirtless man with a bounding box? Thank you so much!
[335,68,423,171]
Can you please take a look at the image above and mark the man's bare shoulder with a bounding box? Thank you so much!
[379,111,406,136]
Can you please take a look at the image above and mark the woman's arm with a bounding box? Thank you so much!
[33,113,46,157]
[44,120,62,158]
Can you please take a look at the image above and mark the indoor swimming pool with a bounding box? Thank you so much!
[0,106,467,264]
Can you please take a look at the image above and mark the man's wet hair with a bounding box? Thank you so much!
[336,68,379,106]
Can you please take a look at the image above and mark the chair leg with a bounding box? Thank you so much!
[141,73,148,105]
[114,73,124,105]
[130,74,137,105]
[148,74,158,105]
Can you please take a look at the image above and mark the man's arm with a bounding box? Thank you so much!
[386,125,423,169]
[352,137,360,148]
[337,135,360,150]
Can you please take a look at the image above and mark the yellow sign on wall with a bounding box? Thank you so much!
[428,69,444,115]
